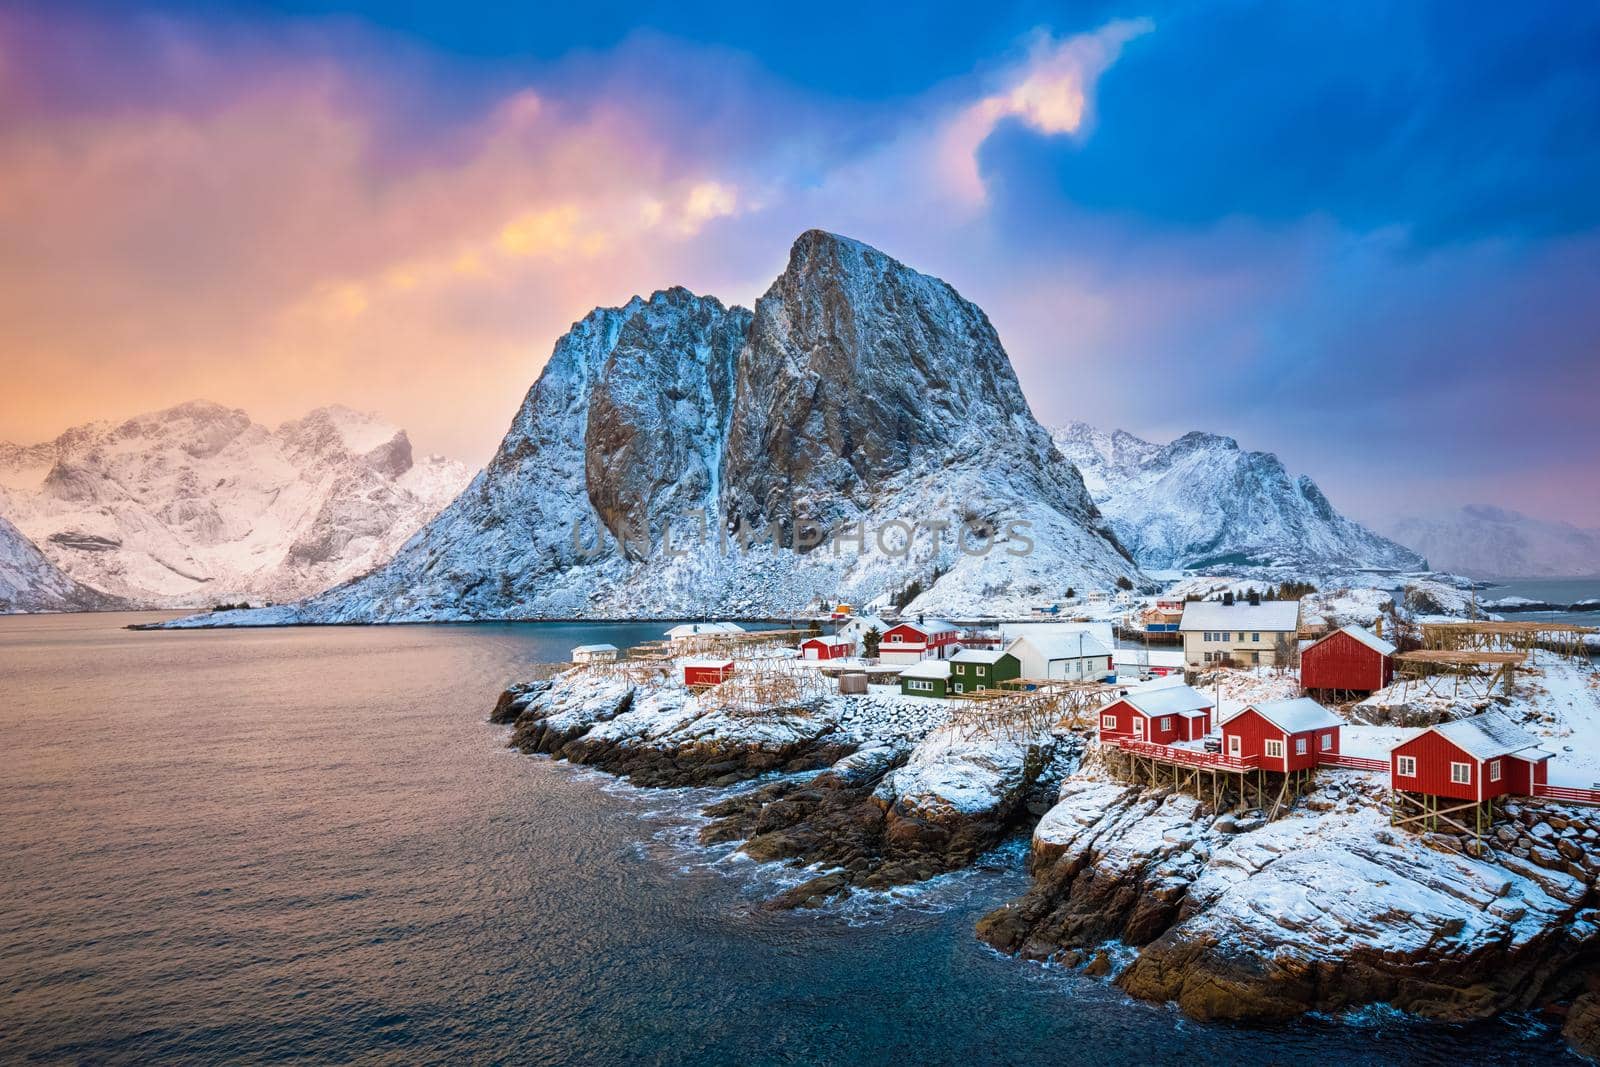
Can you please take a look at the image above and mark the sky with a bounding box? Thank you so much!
[1,1,1597,528]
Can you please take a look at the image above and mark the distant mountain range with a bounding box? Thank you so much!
[0,402,470,607]
[1051,421,1426,573]
[1385,506,1600,578]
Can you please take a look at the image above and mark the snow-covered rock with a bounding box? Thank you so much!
[1052,421,1424,573]
[0,513,124,613]
[204,232,1139,624]
[0,401,469,607]
[1386,505,1600,579]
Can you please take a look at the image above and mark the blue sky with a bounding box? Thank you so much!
[3,1,1598,526]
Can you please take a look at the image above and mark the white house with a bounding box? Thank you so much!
[1178,595,1301,668]
[835,614,889,646]
[1005,630,1115,682]
[571,643,620,664]
[664,621,746,646]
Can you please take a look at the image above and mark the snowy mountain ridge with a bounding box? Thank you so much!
[0,513,126,613]
[0,401,471,607]
[1385,506,1600,578]
[220,230,1140,624]
[1051,420,1425,573]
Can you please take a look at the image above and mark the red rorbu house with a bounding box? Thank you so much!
[1098,684,1214,745]
[683,658,735,687]
[1389,711,1552,803]
[879,619,961,665]
[1221,698,1343,771]
[800,634,856,660]
[1301,625,1396,694]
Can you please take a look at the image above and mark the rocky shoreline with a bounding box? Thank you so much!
[494,668,1600,1059]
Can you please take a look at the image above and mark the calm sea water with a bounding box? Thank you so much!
[1483,578,1600,625]
[0,612,1577,1064]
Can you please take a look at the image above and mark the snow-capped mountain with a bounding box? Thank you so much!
[0,402,470,607]
[1051,421,1425,573]
[1385,506,1600,578]
[0,514,126,613]
[259,230,1137,623]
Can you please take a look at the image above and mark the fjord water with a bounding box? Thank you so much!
[0,614,1570,1064]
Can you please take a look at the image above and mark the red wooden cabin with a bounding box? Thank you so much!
[880,619,961,662]
[683,658,735,687]
[1389,711,1552,802]
[1301,625,1395,693]
[1098,684,1214,745]
[800,635,855,660]
[1222,698,1343,771]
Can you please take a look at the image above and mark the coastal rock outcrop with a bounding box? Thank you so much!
[980,773,1600,1027]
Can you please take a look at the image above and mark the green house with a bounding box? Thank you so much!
[949,649,1022,694]
[899,659,953,698]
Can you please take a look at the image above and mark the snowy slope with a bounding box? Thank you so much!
[1385,506,1600,578]
[1052,421,1425,572]
[0,402,470,607]
[232,231,1138,624]
[0,514,124,613]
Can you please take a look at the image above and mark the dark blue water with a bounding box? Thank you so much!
[0,613,1576,1064]
[1484,578,1600,626]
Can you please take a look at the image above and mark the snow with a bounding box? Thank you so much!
[1385,505,1600,579]
[1431,711,1546,761]
[1238,697,1345,734]
[0,400,469,607]
[1309,624,1396,657]
[1179,600,1300,633]
[879,723,1050,816]
[1117,685,1213,717]
[898,660,952,681]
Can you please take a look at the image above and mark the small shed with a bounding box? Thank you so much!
[900,659,953,698]
[1098,684,1214,745]
[801,634,856,660]
[1389,711,1552,802]
[571,643,620,665]
[683,658,735,687]
[1301,625,1395,694]
[949,648,1022,694]
[1222,698,1343,770]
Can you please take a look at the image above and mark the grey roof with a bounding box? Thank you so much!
[1009,631,1112,661]
[1119,684,1213,719]
[805,634,856,647]
[1179,600,1301,633]
[952,649,1011,664]
[1431,711,1546,761]
[1309,625,1396,657]
[1239,697,1343,734]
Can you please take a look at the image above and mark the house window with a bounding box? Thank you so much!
[1396,755,1417,777]
[1220,631,1231,642]
[953,683,964,694]
[1450,762,1472,785]
[1203,630,1212,641]
[1251,651,1261,665]
[955,665,965,675]
[1252,632,1260,642]
[908,679,931,692]
[889,634,903,643]
[1320,733,1332,751]
[1102,715,1116,730]
[1264,739,1285,758]
[976,666,987,676]
[1489,759,1502,782]
[1295,737,1307,755]
[1160,716,1173,731]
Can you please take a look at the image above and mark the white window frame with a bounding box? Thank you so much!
[1320,732,1332,751]
[1160,716,1173,732]
[1264,739,1285,759]
[1133,718,1145,739]
[908,679,932,693]
[1252,632,1261,642]
[1295,737,1307,755]
[1102,714,1117,730]
[1450,761,1472,785]
[1396,755,1417,777]
[1227,734,1242,757]
[1489,759,1502,782]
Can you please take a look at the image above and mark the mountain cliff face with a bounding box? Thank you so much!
[0,402,470,607]
[0,514,125,613]
[1386,506,1600,578]
[283,231,1138,623]
[1052,421,1425,572]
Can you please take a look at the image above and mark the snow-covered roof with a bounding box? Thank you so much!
[665,622,745,638]
[1112,648,1186,668]
[1430,711,1547,761]
[571,643,619,654]
[837,615,887,635]
[1119,684,1213,719]
[894,618,959,636]
[899,660,953,680]
[1179,600,1301,633]
[952,649,1010,664]
[1009,631,1111,661]
[1308,625,1396,657]
[1237,697,1344,734]
[804,634,855,647]
[682,657,733,669]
